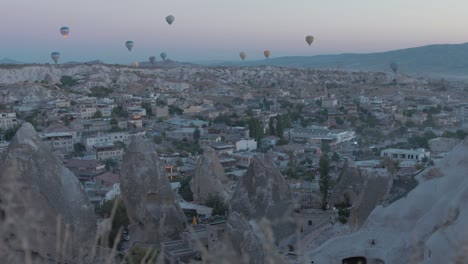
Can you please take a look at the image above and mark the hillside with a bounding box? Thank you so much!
[215,43,468,79]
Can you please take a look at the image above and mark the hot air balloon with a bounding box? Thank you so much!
[160,52,167,60]
[239,51,247,61]
[60,27,70,39]
[51,52,60,64]
[125,41,134,51]
[149,56,156,64]
[264,50,271,59]
[306,35,314,46]
[132,62,139,67]
[166,15,175,25]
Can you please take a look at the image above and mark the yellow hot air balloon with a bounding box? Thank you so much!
[240,51,247,61]
[306,35,314,46]
[264,50,271,59]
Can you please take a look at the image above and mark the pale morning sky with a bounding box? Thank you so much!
[1,0,467,63]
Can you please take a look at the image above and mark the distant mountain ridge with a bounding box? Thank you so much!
[3,43,468,78]
[0,58,23,65]
[213,43,468,78]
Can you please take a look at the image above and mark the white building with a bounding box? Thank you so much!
[381,148,430,163]
[128,107,147,117]
[0,112,18,130]
[235,138,257,151]
[41,132,75,153]
[232,152,257,168]
[97,104,116,117]
[55,99,71,108]
[154,106,169,118]
[166,128,204,141]
[93,143,124,160]
[286,127,355,145]
[458,104,468,127]
[79,105,97,119]
[84,132,129,149]
[105,184,121,202]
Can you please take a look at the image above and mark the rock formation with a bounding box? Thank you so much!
[332,164,393,228]
[205,212,264,264]
[229,155,296,242]
[190,147,229,202]
[307,138,468,264]
[120,136,186,244]
[0,123,97,264]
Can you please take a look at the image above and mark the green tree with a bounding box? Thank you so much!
[153,135,163,144]
[276,137,288,146]
[205,193,226,216]
[332,152,340,163]
[112,105,128,118]
[335,194,351,224]
[124,246,158,264]
[4,125,20,141]
[92,110,103,119]
[168,105,183,116]
[89,86,113,98]
[73,142,86,156]
[248,117,264,141]
[319,153,331,211]
[104,159,118,171]
[99,198,129,248]
[179,177,193,201]
[269,118,276,136]
[59,75,78,87]
[193,128,201,142]
[141,102,153,116]
[321,141,331,153]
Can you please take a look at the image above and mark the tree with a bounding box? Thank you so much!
[332,152,340,163]
[193,128,201,142]
[4,125,20,141]
[73,142,86,156]
[335,194,351,224]
[390,62,398,74]
[141,102,153,117]
[321,141,331,153]
[269,118,276,136]
[168,105,183,116]
[89,86,113,98]
[99,198,129,248]
[205,193,226,216]
[104,159,118,171]
[319,153,331,211]
[112,105,128,118]
[153,135,163,144]
[335,117,344,125]
[124,246,158,264]
[247,117,264,141]
[92,110,103,119]
[179,177,193,201]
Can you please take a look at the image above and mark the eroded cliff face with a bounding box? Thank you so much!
[190,147,229,202]
[332,164,393,228]
[0,123,97,264]
[307,138,468,264]
[229,155,297,242]
[120,136,186,244]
